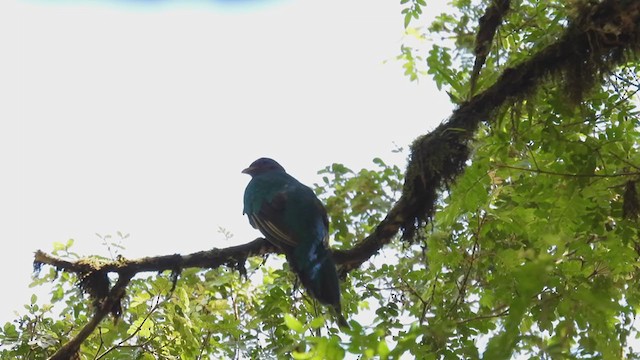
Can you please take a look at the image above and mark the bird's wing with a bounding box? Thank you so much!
[314,197,330,247]
[251,190,298,249]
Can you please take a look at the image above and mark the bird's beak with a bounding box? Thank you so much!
[241,167,252,175]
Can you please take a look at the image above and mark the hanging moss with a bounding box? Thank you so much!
[623,180,639,220]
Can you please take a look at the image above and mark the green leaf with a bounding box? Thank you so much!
[377,338,390,357]
[309,316,325,329]
[404,12,412,28]
[292,350,313,360]
[284,313,304,333]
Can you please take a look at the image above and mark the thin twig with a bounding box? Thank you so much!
[457,306,510,325]
[95,295,166,360]
[495,163,640,178]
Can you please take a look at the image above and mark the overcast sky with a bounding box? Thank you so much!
[1,0,452,323]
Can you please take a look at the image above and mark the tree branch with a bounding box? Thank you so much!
[36,238,278,277]
[341,0,640,269]
[41,239,279,360]
[49,272,133,360]
[469,0,512,96]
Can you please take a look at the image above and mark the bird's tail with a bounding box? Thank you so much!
[334,305,350,330]
[289,249,348,328]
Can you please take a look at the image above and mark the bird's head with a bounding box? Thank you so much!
[242,158,286,176]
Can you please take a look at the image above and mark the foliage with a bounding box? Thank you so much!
[0,160,405,359]
[3,0,640,359]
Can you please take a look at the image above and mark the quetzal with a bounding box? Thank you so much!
[242,157,348,328]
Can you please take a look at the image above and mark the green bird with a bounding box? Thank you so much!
[242,158,348,328]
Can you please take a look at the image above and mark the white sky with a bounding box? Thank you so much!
[1,0,452,324]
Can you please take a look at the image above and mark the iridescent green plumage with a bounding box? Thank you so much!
[242,158,348,328]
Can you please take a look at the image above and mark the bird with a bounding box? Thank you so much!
[242,157,349,328]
